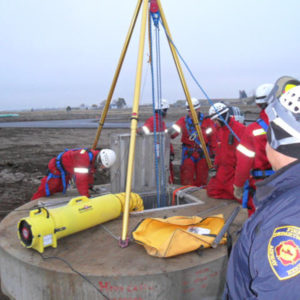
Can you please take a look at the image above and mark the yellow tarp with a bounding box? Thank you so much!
[132,215,226,258]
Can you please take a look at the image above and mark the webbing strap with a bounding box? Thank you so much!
[56,152,67,194]
[181,144,205,164]
[251,169,275,178]
[256,118,268,132]
[243,169,274,207]
[45,172,61,196]
[242,180,250,208]
[185,114,204,148]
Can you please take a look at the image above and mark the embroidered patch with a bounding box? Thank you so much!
[268,226,300,280]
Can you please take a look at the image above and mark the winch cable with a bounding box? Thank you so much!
[159,20,241,143]
[149,13,161,208]
[149,12,167,207]
[39,253,110,299]
[154,15,167,207]
[140,59,150,102]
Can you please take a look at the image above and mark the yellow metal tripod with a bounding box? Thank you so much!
[91,0,212,247]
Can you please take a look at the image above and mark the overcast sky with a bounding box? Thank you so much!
[1,0,300,111]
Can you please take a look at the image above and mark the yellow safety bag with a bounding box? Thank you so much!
[132,215,226,258]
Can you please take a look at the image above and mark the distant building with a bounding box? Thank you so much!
[239,90,248,99]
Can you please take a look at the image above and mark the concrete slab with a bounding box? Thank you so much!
[0,189,247,300]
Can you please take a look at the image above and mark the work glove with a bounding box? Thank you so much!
[89,186,101,194]
[207,167,217,184]
[166,127,174,135]
[136,128,144,136]
[233,184,243,200]
[208,167,217,178]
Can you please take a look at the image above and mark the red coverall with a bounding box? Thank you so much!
[207,117,245,199]
[234,110,272,216]
[31,149,99,200]
[140,113,175,183]
[171,115,216,186]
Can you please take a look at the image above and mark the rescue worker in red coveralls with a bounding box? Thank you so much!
[233,83,274,217]
[168,98,216,186]
[137,98,175,183]
[206,102,245,200]
[31,148,116,200]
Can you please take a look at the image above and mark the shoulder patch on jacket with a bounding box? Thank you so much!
[268,226,300,280]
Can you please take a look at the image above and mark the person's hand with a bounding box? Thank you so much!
[89,186,101,194]
[136,128,144,136]
[207,167,217,184]
[233,184,243,200]
[69,177,76,188]
[170,153,175,161]
[208,167,217,178]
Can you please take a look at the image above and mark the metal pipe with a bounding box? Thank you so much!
[156,0,212,168]
[120,0,149,246]
[176,192,205,205]
[91,0,143,149]
[211,206,240,248]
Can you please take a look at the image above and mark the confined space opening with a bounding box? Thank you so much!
[138,187,204,210]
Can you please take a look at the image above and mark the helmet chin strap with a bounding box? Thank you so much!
[98,162,105,170]
[218,111,229,126]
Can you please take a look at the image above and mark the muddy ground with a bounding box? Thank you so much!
[0,126,129,221]
[0,106,259,222]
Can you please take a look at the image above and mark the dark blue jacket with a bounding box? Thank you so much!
[224,160,300,299]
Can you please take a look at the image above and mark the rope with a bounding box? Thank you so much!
[154,19,167,207]
[172,185,193,206]
[140,60,150,101]
[149,13,160,208]
[159,20,241,143]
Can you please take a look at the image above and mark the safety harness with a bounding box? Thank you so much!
[242,120,274,208]
[256,118,268,132]
[182,114,208,163]
[45,148,94,197]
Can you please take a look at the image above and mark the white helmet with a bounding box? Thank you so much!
[208,102,229,120]
[186,97,200,111]
[266,85,300,158]
[155,98,169,110]
[98,149,116,168]
[279,86,300,113]
[255,83,274,104]
[265,76,300,106]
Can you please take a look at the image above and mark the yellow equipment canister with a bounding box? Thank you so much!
[17,193,143,253]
